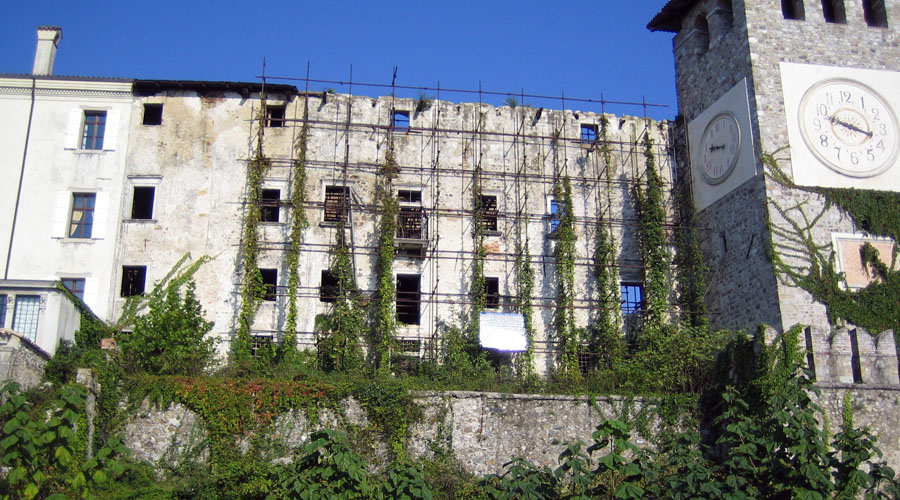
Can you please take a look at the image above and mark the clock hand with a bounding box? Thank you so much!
[828,115,874,139]
[708,144,725,152]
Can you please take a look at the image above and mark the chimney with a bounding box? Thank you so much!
[32,26,62,76]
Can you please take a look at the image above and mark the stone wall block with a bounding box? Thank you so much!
[829,328,854,384]
[876,330,900,385]
[809,326,833,382]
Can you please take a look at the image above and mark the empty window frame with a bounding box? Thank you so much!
[81,110,106,150]
[863,0,888,27]
[324,186,350,223]
[391,110,410,130]
[121,266,147,297]
[396,274,421,325]
[580,124,598,143]
[398,190,422,203]
[479,195,498,232]
[715,0,734,27]
[0,295,6,328]
[131,186,155,220]
[485,277,500,309]
[13,295,40,341]
[822,0,847,22]
[69,193,96,238]
[142,104,163,125]
[260,189,280,223]
[320,270,339,303]
[260,268,277,301]
[694,14,711,54]
[549,197,562,234]
[782,0,806,19]
[266,105,286,127]
[620,283,644,315]
[61,278,86,301]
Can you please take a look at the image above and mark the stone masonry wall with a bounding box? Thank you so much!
[0,329,50,390]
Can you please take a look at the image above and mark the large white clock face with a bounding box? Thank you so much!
[699,112,741,185]
[798,78,899,177]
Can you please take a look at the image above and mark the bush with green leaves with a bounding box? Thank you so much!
[119,279,214,375]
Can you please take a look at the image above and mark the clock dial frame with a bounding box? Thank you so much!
[698,112,741,185]
[798,78,899,178]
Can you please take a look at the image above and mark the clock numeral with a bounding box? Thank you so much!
[817,104,829,116]
[860,96,866,110]
[813,118,822,130]
[841,90,852,104]
[877,139,885,151]
[850,151,859,165]
[867,149,875,161]
[872,108,880,121]
[820,134,829,147]
[834,146,841,160]
[880,123,888,136]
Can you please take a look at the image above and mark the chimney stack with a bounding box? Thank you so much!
[32,26,62,76]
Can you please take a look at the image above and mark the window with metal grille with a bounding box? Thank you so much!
[131,186,155,220]
[399,339,420,353]
[61,278,86,301]
[479,195,498,232]
[580,124,598,143]
[82,111,106,150]
[266,105,286,127]
[121,266,147,297]
[13,296,40,342]
[69,193,96,238]
[142,104,163,125]
[485,277,500,309]
[391,110,410,130]
[260,269,277,301]
[251,335,273,357]
[320,270,339,303]
[260,189,280,223]
[863,0,888,27]
[324,186,350,223]
[822,0,846,23]
[398,206,425,239]
[0,295,6,328]
[782,0,805,19]
[396,274,420,325]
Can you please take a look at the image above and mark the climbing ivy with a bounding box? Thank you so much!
[553,175,579,379]
[632,133,668,335]
[514,243,536,378]
[281,102,310,364]
[314,228,365,372]
[467,160,488,364]
[672,134,708,329]
[372,150,399,375]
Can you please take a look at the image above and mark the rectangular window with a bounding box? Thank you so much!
[396,274,420,325]
[0,295,6,328]
[398,190,425,239]
[13,295,40,342]
[251,335,273,357]
[266,105,286,127]
[863,0,888,27]
[260,189,280,223]
[121,266,147,297]
[399,339,420,353]
[320,270,338,303]
[580,124,598,143]
[398,190,422,203]
[324,185,350,223]
[391,110,410,130]
[782,0,805,19]
[822,0,846,22]
[260,268,277,301]
[69,193,96,238]
[131,186,155,220]
[620,283,644,315]
[549,197,562,234]
[142,104,163,125]
[82,111,106,150]
[61,278,86,301]
[485,277,500,309]
[479,195,498,232]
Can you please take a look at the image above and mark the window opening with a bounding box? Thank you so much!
[69,193,96,238]
[260,269,277,301]
[0,295,6,328]
[804,326,817,380]
[82,111,106,150]
[320,270,338,303]
[398,190,422,203]
[260,189,280,223]
[142,104,163,125]
[822,0,847,22]
[580,124,598,143]
[392,110,410,130]
[715,0,734,27]
[849,328,863,383]
[266,105,286,127]
[782,0,806,19]
[397,190,425,240]
[620,283,644,333]
[480,195,498,232]
[863,0,888,27]
[694,14,710,54]
[13,296,40,341]
[485,277,500,309]
[399,339,421,353]
[131,186,155,220]
[396,274,421,325]
[61,278,86,301]
[121,266,147,297]
[324,185,350,223]
[251,335,273,357]
[549,197,562,234]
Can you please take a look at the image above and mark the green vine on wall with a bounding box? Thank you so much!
[633,133,668,335]
[515,243,536,378]
[469,160,488,356]
[553,175,580,379]
[372,147,399,375]
[672,134,708,329]
[233,96,271,366]
[315,227,365,372]
[281,103,310,364]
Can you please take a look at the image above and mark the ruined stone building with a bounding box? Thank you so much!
[3,0,900,383]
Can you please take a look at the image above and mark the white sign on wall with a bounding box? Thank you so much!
[479,312,527,351]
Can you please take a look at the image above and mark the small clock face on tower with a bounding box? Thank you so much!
[798,78,899,178]
[699,112,741,185]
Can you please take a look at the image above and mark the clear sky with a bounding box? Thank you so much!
[0,1,677,120]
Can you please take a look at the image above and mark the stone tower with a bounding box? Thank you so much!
[650,0,900,335]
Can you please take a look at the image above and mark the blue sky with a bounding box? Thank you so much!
[1,1,677,120]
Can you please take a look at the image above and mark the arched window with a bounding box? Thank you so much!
[822,0,847,23]
[695,14,710,54]
[715,0,735,28]
[863,0,888,27]
[782,0,806,20]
